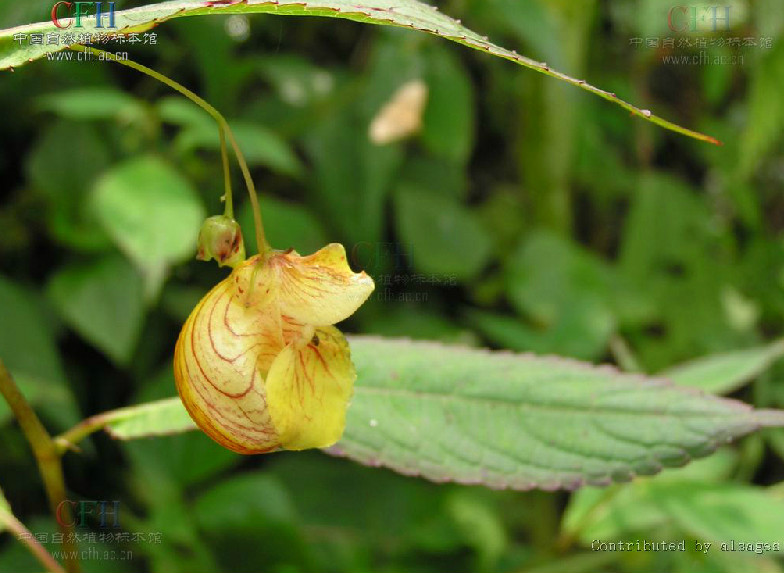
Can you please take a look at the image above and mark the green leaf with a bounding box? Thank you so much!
[305,100,402,246]
[562,449,739,541]
[81,337,784,491]
[37,87,146,123]
[193,473,297,532]
[565,479,784,549]
[504,231,616,358]
[619,174,715,284]
[739,42,784,177]
[507,231,612,324]
[47,256,145,366]
[0,0,718,144]
[191,473,308,572]
[157,96,214,131]
[465,307,614,361]
[172,119,304,177]
[420,45,474,162]
[361,307,477,345]
[0,275,79,429]
[336,337,784,489]
[655,482,784,547]
[91,155,205,299]
[663,340,784,395]
[394,184,492,281]
[101,398,197,439]
[615,174,738,369]
[399,154,468,201]
[25,121,112,252]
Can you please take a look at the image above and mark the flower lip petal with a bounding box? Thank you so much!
[265,326,355,450]
[269,243,375,326]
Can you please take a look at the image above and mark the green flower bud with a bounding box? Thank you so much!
[196,215,246,268]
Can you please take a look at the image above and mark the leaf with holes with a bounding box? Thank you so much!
[0,0,717,144]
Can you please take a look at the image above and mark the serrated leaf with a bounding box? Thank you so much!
[47,256,145,366]
[334,337,784,489]
[0,0,717,144]
[78,337,784,491]
[663,340,784,395]
[91,155,205,299]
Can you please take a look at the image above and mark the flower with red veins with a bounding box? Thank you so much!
[174,244,374,453]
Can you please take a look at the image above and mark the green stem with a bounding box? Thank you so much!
[0,359,80,573]
[609,334,641,373]
[54,412,114,455]
[67,45,269,254]
[218,127,233,218]
[1,507,67,573]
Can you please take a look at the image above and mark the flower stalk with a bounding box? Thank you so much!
[1,507,67,573]
[0,359,80,573]
[67,44,269,256]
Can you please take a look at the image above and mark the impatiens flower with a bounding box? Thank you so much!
[174,244,375,453]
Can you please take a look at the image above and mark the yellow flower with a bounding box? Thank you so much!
[174,244,375,453]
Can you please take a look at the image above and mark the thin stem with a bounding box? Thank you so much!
[0,359,80,573]
[54,413,113,455]
[2,510,67,573]
[609,334,641,373]
[67,45,269,254]
[219,127,233,218]
[224,126,268,256]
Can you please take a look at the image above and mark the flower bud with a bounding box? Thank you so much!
[196,215,245,268]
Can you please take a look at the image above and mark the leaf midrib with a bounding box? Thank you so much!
[354,385,749,419]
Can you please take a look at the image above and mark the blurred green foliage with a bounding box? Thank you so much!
[1,0,784,571]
